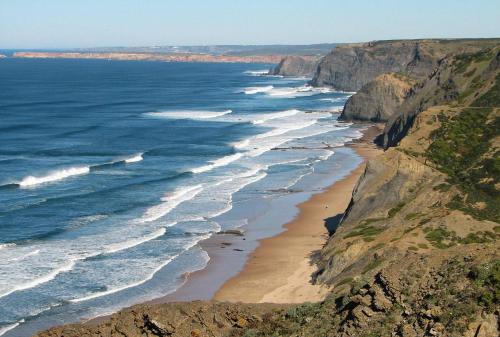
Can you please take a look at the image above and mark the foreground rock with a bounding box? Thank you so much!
[269,55,320,77]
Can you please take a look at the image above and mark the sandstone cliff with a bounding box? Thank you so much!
[269,55,320,77]
[340,73,415,122]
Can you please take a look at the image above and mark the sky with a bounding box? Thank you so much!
[0,0,499,49]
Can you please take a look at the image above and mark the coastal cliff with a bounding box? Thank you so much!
[268,55,320,77]
[310,39,499,91]
[35,41,500,337]
[340,73,415,122]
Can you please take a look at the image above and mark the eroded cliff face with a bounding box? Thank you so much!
[310,41,437,91]
[340,73,415,122]
[310,39,500,91]
[268,55,320,77]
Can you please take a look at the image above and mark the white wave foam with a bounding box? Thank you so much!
[243,70,269,76]
[0,320,24,337]
[232,138,250,150]
[145,110,232,120]
[70,234,210,303]
[139,185,204,223]
[11,249,40,262]
[243,85,274,95]
[103,227,168,254]
[0,260,76,299]
[19,166,90,187]
[252,109,301,124]
[69,256,176,303]
[124,153,143,163]
[191,153,243,174]
[0,243,16,250]
[255,120,317,140]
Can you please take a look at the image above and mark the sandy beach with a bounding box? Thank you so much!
[86,125,382,327]
[213,125,383,303]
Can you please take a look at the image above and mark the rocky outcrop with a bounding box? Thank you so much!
[310,41,439,91]
[35,302,284,337]
[269,55,320,77]
[340,73,414,122]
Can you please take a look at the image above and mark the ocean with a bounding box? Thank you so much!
[0,58,361,336]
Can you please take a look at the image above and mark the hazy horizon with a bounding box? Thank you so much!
[1,0,500,49]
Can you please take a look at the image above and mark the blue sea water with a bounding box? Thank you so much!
[0,59,360,336]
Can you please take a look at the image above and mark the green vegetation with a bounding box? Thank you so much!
[336,277,354,287]
[408,246,419,251]
[424,226,457,249]
[425,226,497,248]
[452,48,493,74]
[404,212,421,220]
[473,73,500,107]
[426,107,500,222]
[433,183,451,192]
[469,260,500,310]
[459,231,497,244]
[388,202,405,218]
[362,258,384,274]
[344,222,386,240]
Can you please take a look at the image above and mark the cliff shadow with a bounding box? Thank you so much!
[324,213,344,235]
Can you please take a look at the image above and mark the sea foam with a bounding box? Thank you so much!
[139,185,204,223]
[243,85,274,95]
[191,152,243,174]
[103,227,168,254]
[251,109,301,124]
[124,153,143,163]
[18,166,90,187]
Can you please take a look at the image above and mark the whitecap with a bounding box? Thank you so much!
[18,166,90,187]
[124,153,143,163]
[243,85,274,95]
[103,227,168,254]
[191,153,243,174]
[139,185,204,223]
[251,109,301,124]
[243,70,269,76]
[0,259,76,299]
[70,235,210,303]
[0,320,24,337]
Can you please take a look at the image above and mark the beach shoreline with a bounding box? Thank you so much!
[213,124,383,303]
[85,123,382,326]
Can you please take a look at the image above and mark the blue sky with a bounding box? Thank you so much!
[1,0,499,48]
